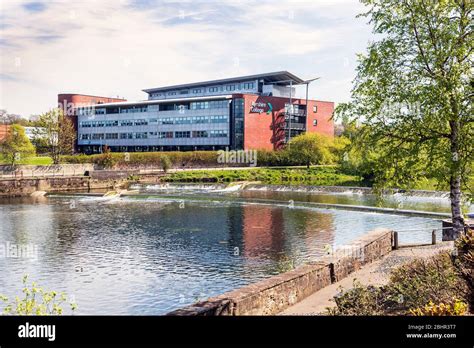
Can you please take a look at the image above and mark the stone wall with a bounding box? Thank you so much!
[167,228,393,316]
[0,164,94,178]
[0,176,122,197]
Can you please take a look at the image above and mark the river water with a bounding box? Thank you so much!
[0,185,458,314]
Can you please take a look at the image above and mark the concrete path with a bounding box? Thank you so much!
[280,242,454,315]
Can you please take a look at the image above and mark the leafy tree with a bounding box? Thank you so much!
[161,155,172,173]
[287,133,337,168]
[337,0,473,236]
[36,108,76,164]
[0,124,35,165]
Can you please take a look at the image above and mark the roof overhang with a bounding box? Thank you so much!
[142,71,305,94]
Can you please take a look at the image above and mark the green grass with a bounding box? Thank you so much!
[163,167,366,187]
[0,156,53,165]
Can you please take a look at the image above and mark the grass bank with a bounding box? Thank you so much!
[162,167,365,187]
[0,156,53,165]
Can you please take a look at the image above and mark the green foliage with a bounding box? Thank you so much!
[36,108,76,164]
[388,252,468,310]
[328,252,470,315]
[454,229,474,307]
[287,133,338,168]
[163,167,363,186]
[161,155,172,173]
[336,0,473,230]
[0,124,36,165]
[0,275,77,315]
[95,145,117,169]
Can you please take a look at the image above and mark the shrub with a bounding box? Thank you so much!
[161,155,172,173]
[388,252,468,310]
[409,299,468,316]
[327,251,471,316]
[0,275,77,315]
[95,145,116,169]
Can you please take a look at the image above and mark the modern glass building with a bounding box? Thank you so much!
[60,72,334,153]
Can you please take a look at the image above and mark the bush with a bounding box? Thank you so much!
[327,251,471,316]
[161,155,172,173]
[409,299,468,316]
[0,275,77,315]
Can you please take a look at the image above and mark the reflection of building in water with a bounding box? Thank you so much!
[240,205,286,258]
[238,205,335,261]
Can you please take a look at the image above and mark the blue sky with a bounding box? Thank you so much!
[0,0,374,117]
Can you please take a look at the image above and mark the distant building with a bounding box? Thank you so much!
[0,124,9,143]
[59,71,334,154]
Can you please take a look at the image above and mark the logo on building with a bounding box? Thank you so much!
[250,102,273,115]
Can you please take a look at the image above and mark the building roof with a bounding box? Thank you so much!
[142,71,305,94]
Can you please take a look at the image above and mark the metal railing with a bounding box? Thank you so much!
[392,227,454,249]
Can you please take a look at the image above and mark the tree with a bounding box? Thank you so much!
[287,133,337,168]
[36,108,76,164]
[336,0,473,237]
[0,124,35,165]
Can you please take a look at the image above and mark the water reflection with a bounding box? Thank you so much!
[0,194,440,314]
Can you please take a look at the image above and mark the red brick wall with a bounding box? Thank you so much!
[57,94,126,116]
[239,94,334,151]
[305,100,335,138]
[0,124,10,142]
[57,94,126,152]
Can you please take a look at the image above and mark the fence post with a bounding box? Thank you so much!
[393,231,399,250]
[432,230,436,245]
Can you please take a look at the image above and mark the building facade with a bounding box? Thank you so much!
[62,72,334,153]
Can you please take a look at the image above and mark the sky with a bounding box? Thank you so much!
[0,0,374,117]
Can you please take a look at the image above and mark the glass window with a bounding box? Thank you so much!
[313,105,318,113]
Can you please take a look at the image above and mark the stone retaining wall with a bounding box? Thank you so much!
[0,164,94,178]
[167,228,393,316]
[0,176,122,196]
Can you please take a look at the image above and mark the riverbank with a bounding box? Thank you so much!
[280,242,454,315]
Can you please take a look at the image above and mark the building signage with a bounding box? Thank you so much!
[250,102,273,115]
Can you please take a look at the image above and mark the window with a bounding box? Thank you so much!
[190,100,227,110]
[225,85,235,91]
[134,119,148,126]
[209,87,218,92]
[81,134,91,140]
[243,82,254,90]
[179,90,189,95]
[313,119,318,126]
[168,91,177,96]
[192,89,202,94]
[120,133,133,139]
[210,115,228,123]
[192,130,208,138]
[158,131,173,139]
[175,117,192,124]
[159,118,174,125]
[192,116,208,124]
[209,130,227,138]
[119,120,131,126]
[313,105,318,113]
[149,118,158,123]
[92,133,105,140]
[175,131,191,138]
[134,132,148,139]
[105,133,118,139]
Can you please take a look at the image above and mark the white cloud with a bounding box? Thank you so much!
[0,0,373,116]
